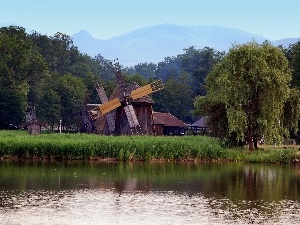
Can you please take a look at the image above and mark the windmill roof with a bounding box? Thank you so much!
[153,112,187,127]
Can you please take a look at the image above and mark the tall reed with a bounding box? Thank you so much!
[0,130,299,163]
[0,130,223,161]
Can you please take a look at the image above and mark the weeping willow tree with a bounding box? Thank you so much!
[195,41,300,151]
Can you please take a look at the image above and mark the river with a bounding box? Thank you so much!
[0,160,299,224]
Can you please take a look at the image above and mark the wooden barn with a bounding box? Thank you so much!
[190,116,209,135]
[153,112,187,136]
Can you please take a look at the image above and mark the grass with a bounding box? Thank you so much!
[0,130,299,163]
[0,130,223,161]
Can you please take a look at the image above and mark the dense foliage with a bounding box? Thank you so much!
[0,26,224,129]
[194,42,300,150]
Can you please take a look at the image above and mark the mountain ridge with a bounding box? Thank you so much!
[71,24,300,66]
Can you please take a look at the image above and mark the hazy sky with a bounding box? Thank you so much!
[1,0,300,41]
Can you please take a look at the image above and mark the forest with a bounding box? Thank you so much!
[1,25,300,149]
[0,26,224,129]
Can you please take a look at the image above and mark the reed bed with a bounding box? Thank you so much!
[223,148,298,164]
[0,130,223,161]
[0,130,299,163]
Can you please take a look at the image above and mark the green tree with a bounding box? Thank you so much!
[37,72,87,130]
[56,73,87,130]
[280,41,300,88]
[0,26,47,128]
[156,56,182,81]
[124,62,158,79]
[37,89,62,129]
[94,54,116,82]
[123,73,147,87]
[153,71,193,122]
[0,89,24,129]
[195,42,295,151]
[180,46,225,96]
[194,97,228,138]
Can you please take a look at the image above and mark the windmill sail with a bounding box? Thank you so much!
[81,109,92,133]
[129,80,164,100]
[124,105,139,128]
[96,83,116,132]
[124,104,142,135]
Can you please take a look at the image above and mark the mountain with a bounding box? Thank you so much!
[70,24,298,67]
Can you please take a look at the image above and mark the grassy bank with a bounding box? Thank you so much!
[0,130,299,163]
[0,130,223,161]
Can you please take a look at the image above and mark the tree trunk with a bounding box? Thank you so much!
[247,127,254,151]
[253,137,258,150]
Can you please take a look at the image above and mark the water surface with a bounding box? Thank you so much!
[0,160,299,224]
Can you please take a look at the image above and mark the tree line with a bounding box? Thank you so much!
[0,26,223,130]
[1,25,300,150]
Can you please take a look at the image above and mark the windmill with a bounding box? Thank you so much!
[79,97,93,134]
[24,106,41,135]
[88,67,164,135]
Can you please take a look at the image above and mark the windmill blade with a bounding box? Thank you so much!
[94,115,106,134]
[96,83,109,103]
[81,109,92,133]
[129,80,164,100]
[99,98,121,115]
[105,113,115,132]
[96,83,116,132]
[124,104,141,134]
[88,97,121,118]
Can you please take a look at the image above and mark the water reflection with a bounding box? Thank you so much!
[0,160,300,224]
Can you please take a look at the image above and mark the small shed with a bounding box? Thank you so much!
[191,116,209,135]
[153,112,187,136]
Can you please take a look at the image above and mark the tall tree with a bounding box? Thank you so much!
[37,72,87,130]
[180,46,225,96]
[156,56,182,81]
[0,26,47,128]
[152,71,193,122]
[37,89,62,129]
[195,42,295,151]
[56,73,87,130]
[279,42,300,87]
[124,62,158,79]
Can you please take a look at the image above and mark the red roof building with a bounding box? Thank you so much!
[153,112,187,136]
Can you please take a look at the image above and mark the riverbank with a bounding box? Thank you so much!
[0,130,299,163]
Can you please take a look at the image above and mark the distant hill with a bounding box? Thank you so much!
[72,24,269,66]
[272,38,300,47]
[2,23,298,67]
[71,24,300,67]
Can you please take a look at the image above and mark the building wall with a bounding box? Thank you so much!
[153,124,164,136]
[114,104,154,135]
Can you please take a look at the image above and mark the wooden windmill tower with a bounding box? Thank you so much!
[24,107,41,135]
[88,68,164,135]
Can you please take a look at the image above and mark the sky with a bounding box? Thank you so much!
[1,0,300,41]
